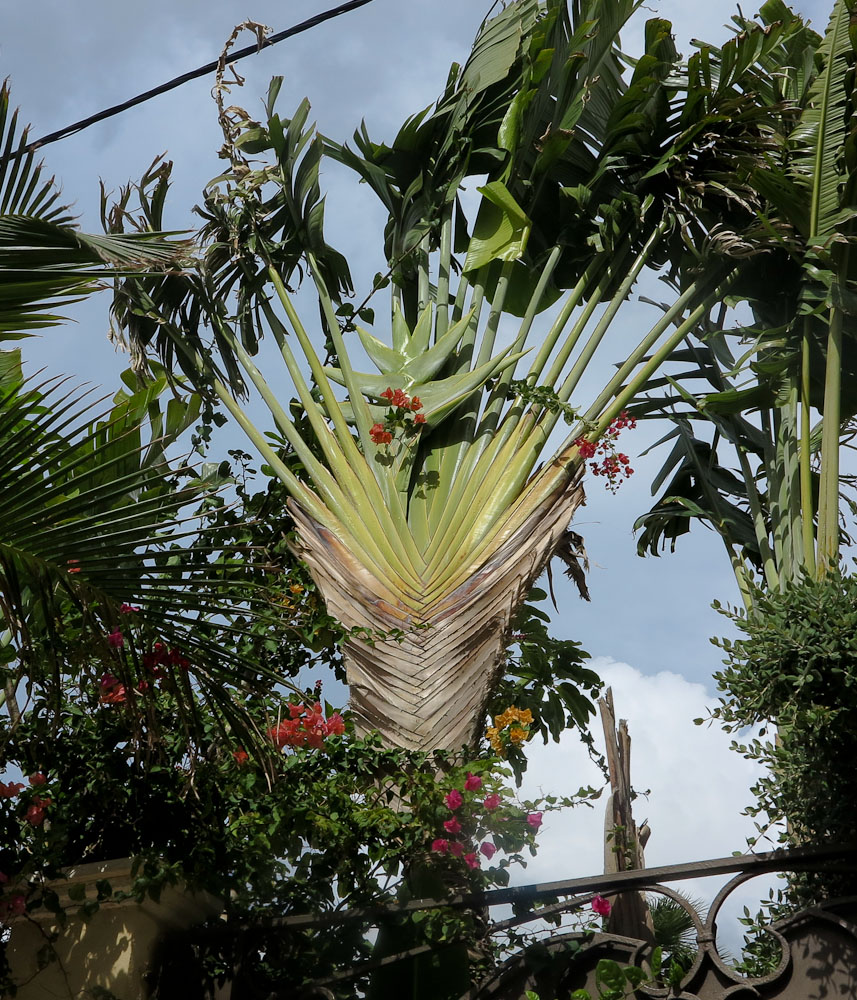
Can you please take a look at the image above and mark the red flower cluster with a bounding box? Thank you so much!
[143,642,190,674]
[0,774,53,828]
[0,781,24,799]
[268,702,346,750]
[591,893,612,916]
[573,411,637,493]
[381,387,423,411]
[99,673,127,705]
[370,423,393,445]
[371,387,427,447]
[25,796,51,826]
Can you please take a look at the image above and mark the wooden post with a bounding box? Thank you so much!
[599,688,655,944]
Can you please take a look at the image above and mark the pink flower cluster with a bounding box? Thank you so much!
[430,772,543,870]
[573,411,637,493]
[268,702,346,750]
[99,636,192,706]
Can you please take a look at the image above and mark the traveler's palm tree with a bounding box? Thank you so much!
[110,0,797,750]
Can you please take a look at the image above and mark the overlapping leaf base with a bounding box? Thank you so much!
[290,472,584,750]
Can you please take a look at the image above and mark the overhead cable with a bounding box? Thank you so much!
[1,0,375,166]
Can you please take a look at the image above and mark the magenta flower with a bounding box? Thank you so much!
[449,842,464,857]
[431,838,450,854]
[443,817,462,835]
[526,811,543,830]
[483,793,501,811]
[464,772,482,792]
[107,628,124,649]
[28,773,47,787]
[445,789,463,810]
[464,853,479,870]
[591,894,611,917]
[479,842,497,860]
[119,603,140,614]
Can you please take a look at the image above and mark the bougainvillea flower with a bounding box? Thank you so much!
[67,559,81,574]
[25,797,51,826]
[464,772,482,792]
[119,603,141,614]
[107,628,124,649]
[591,894,611,917]
[479,842,497,860]
[0,781,25,798]
[464,852,479,870]
[449,842,464,857]
[444,789,463,810]
[526,811,543,830]
[28,773,46,787]
[232,748,249,765]
[370,423,393,445]
[443,817,462,835]
[326,713,346,735]
[431,838,450,854]
[483,793,501,811]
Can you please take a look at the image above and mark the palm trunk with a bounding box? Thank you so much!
[290,469,585,750]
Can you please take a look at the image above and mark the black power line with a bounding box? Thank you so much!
[2,0,375,166]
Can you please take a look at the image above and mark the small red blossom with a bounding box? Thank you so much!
[370,423,393,445]
[464,772,482,792]
[380,388,395,401]
[137,680,150,693]
[25,797,51,826]
[443,817,462,835]
[449,842,464,858]
[526,811,543,830]
[410,396,422,411]
[107,628,124,649]
[0,781,24,799]
[414,412,426,424]
[28,773,47,787]
[119,603,141,614]
[591,894,611,917]
[444,789,463,810]
[431,838,450,854]
[67,559,81,574]
[464,852,479,870]
[232,748,249,765]
[479,842,497,860]
[483,793,501,811]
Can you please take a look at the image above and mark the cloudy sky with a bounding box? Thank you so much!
[1,0,829,956]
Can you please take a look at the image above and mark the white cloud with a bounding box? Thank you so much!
[510,659,781,957]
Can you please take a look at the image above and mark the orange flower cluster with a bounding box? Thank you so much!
[486,706,533,755]
[268,702,346,750]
